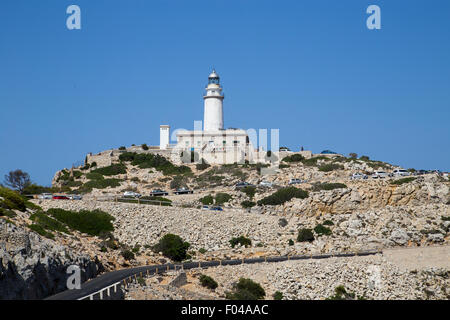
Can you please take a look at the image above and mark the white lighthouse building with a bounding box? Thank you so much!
[203,70,224,131]
[160,69,259,165]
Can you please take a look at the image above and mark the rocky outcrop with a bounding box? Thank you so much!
[0,219,100,300]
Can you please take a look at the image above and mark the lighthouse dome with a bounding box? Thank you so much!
[208,70,219,79]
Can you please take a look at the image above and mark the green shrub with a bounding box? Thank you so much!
[278,218,288,227]
[241,200,256,209]
[302,156,328,167]
[0,187,26,211]
[77,178,121,193]
[0,208,16,218]
[215,192,232,205]
[360,156,370,161]
[229,236,252,248]
[198,248,207,254]
[297,228,314,242]
[199,195,214,205]
[288,239,294,246]
[314,224,332,236]
[326,286,358,300]
[91,163,126,176]
[170,175,188,190]
[30,211,70,234]
[47,208,115,236]
[137,276,146,286]
[119,146,126,150]
[257,187,308,206]
[141,144,149,150]
[318,163,344,172]
[442,216,450,222]
[199,275,218,290]
[279,164,290,169]
[153,234,190,262]
[86,172,104,180]
[196,160,210,171]
[323,220,334,226]
[241,186,256,199]
[391,177,416,185]
[226,278,265,300]
[273,291,283,300]
[313,183,347,191]
[282,154,305,162]
[29,224,54,239]
[121,250,135,260]
[22,184,56,195]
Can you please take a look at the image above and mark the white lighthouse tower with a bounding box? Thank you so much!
[203,70,224,131]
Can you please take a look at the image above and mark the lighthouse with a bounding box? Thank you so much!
[203,70,224,131]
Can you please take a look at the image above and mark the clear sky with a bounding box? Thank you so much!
[0,0,449,186]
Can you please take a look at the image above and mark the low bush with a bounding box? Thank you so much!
[241,186,256,199]
[29,224,54,239]
[153,234,190,262]
[0,207,16,218]
[141,144,149,150]
[318,163,344,172]
[0,187,26,211]
[198,248,207,254]
[313,183,347,191]
[282,154,305,162]
[391,177,416,185]
[118,146,126,150]
[257,187,308,206]
[91,163,127,176]
[46,208,115,236]
[229,236,252,248]
[196,159,211,171]
[226,278,265,300]
[30,212,70,234]
[273,291,283,300]
[86,172,104,180]
[314,224,332,236]
[76,179,121,193]
[199,195,214,205]
[297,228,314,242]
[199,275,218,290]
[278,218,288,227]
[215,192,232,205]
[241,200,256,209]
[288,239,294,246]
[121,250,135,261]
[323,220,334,226]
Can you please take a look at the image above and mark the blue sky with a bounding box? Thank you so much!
[0,0,449,186]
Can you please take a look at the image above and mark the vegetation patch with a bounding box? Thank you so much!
[199,195,214,205]
[318,163,344,172]
[314,224,332,236]
[30,211,70,234]
[46,208,115,236]
[76,178,121,193]
[29,224,55,239]
[257,187,308,206]
[241,186,256,199]
[241,200,256,209]
[297,228,315,242]
[273,291,283,300]
[153,234,190,262]
[0,187,27,211]
[215,192,232,205]
[312,183,347,191]
[226,278,265,300]
[391,177,416,185]
[91,163,127,176]
[119,152,191,176]
[282,154,305,162]
[229,236,252,248]
[199,275,218,290]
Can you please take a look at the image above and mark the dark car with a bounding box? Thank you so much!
[52,195,69,200]
[209,206,223,211]
[174,187,194,195]
[149,189,169,196]
[235,182,255,189]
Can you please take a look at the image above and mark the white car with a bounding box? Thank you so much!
[393,169,410,177]
[350,173,368,180]
[38,193,53,199]
[68,194,82,200]
[259,181,273,187]
[123,191,141,198]
[372,171,389,179]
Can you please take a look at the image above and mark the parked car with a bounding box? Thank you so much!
[209,206,223,211]
[288,178,304,185]
[259,180,273,188]
[201,205,210,210]
[372,171,389,179]
[68,194,82,200]
[235,182,255,189]
[38,193,53,199]
[52,195,69,200]
[173,187,194,195]
[393,169,411,177]
[149,189,169,196]
[350,173,368,180]
[123,191,142,198]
